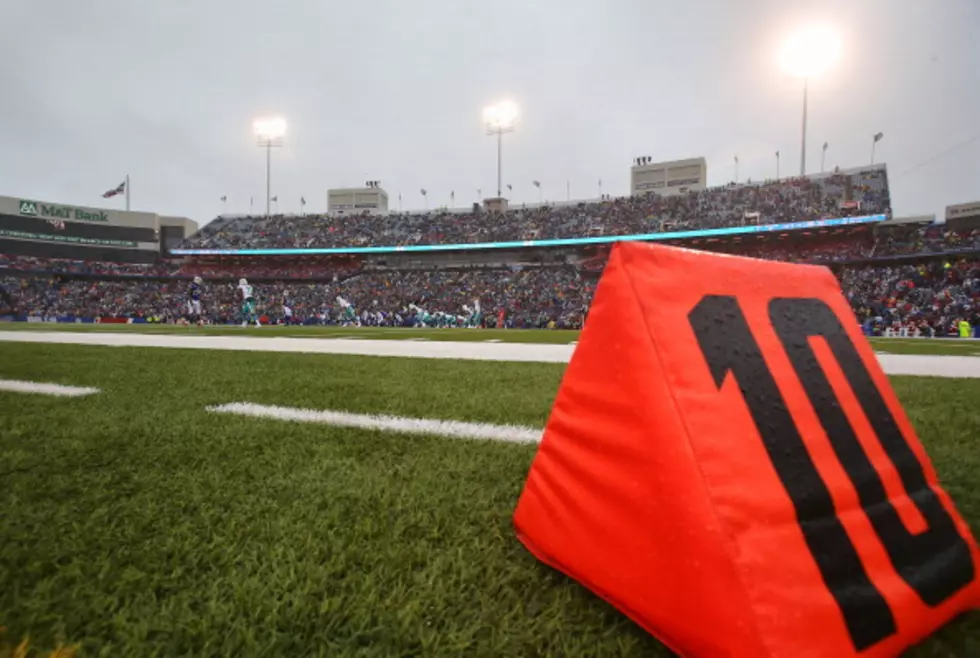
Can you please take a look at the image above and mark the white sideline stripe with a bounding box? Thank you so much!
[207,402,542,444]
[0,331,576,363]
[1,332,978,377]
[0,378,100,397]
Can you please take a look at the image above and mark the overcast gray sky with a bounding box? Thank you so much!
[1,0,977,225]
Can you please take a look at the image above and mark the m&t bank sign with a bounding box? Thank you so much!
[18,200,109,222]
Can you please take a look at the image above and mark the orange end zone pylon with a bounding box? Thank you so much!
[513,242,980,658]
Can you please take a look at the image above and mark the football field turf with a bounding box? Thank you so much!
[1,342,978,656]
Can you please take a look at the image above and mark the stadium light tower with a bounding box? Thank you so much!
[254,117,287,217]
[779,27,841,176]
[483,100,519,198]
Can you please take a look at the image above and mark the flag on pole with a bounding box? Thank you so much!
[533,180,541,188]
[301,197,306,206]
[220,195,227,202]
[102,180,126,198]
[873,132,884,143]
[507,184,512,192]
[271,196,278,202]
[420,188,427,196]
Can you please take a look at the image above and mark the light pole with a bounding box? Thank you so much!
[871,132,884,164]
[483,100,518,198]
[821,142,829,173]
[734,155,739,183]
[776,150,780,180]
[254,117,286,217]
[780,26,841,177]
[800,78,808,176]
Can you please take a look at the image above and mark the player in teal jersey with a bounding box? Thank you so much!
[463,300,482,328]
[409,303,430,328]
[335,296,359,326]
[238,278,261,327]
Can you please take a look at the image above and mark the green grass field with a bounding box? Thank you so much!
[1,342,978,657]
[0,323,977,355]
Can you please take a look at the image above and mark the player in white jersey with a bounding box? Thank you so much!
[238,278,261,327]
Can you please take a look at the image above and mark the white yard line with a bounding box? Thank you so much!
[1,331,978,378]
[208,402,542,443]
[0,378,100,397]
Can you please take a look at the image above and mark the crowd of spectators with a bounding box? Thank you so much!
[0,254,362,281]
[4,255,976,335]
[180,168,891,251]
[871,226,980,257]
[701,237,875,263]
[0,254,174,276]
[0,276,183,321]
[842,259,980,336]
[176,255,362,280]
[0,267,594,329]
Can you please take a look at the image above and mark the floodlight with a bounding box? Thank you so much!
[483,100,519,132]
[779,26,842,78]
[254,117,287,141]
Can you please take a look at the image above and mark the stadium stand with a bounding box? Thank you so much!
[2,243,976,333]
[1,165,977,336]
[842,259,980,337]
[0,254,176,276]
[178,167,891,250]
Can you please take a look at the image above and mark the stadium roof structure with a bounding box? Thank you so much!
[878,214,936,227]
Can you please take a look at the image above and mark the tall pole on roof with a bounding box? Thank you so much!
[254,117,286,218]
[779,26,841,177]
[800,78,808,176]
[483,101,518,198]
